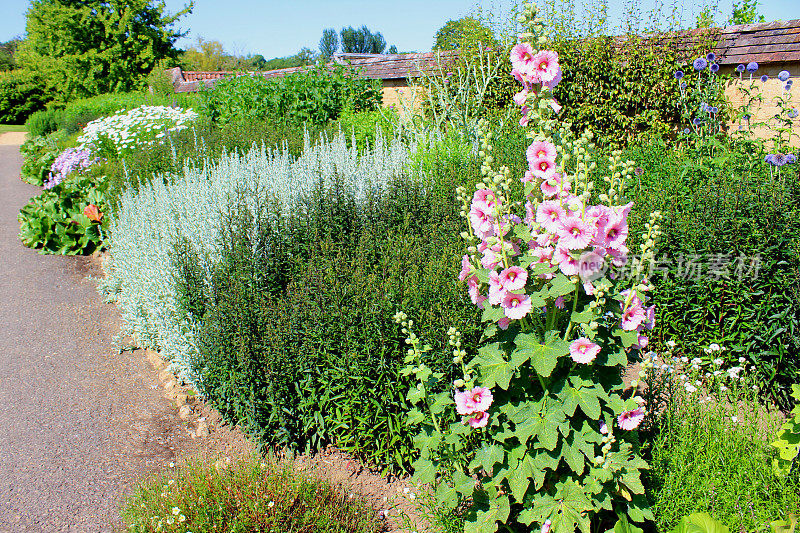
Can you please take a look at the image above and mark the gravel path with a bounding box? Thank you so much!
[0,143,203,531]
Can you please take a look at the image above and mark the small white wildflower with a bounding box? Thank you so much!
[268,501,275,508]
[172,507,180,516]
[178,514,186,523]
[666,340,677,349]
[731,416,738,423]
[709,343,721,352]
[739,357,746,363]
[713,358,723,366]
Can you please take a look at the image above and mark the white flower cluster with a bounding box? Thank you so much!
[77,105,198,155]
[100,130,413,385]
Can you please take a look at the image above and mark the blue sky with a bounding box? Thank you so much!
[1,0,797,59]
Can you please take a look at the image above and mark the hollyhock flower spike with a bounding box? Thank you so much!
[510,43,537,75]
[531,50,561,84]
[527,140,557,163]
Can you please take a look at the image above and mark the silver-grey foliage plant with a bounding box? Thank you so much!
[99,130,414,386]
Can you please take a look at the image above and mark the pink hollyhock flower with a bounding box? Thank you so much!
[599,419,608,434]
[499,266,528,291]
[597,215,629,249]
[458,254,473,281]
[569,338,601,364]
[553,246,579,275]
[519,107,530,127]
[644,305,655,330]
[578,250,605,281]
[557,217,594,250]
[530,157,557,181]
[511,68,527,85]
[510,43,537,74]
[542,519,552,533]
[530,245,554,265]
[501,292,532,320]
[488,271,506,305]
[527,140,557,163]
[531,50,561,84]
[635,335,649,349]
[540,174,562,198]
[549,97,563,113]
[468,386,494,412]
[498,317,510,330]
[522,170,536,183]
[617,407,645,430]
[536,200,566,232]
[583,280,595,295]
[472,188,498,211]
[513,88,528,107]
[542,67,562,89]
[621,303,646,331]
[481,246,502,270]
[454,390,473,415]
[469,204,494,240]
[468,411,490,428]
[467,277,485,308]
[606,245,629,267]
[524,201,536,225]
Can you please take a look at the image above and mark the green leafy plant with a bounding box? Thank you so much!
[672,513,729,533]
[772,385,800,476]
[19,133,63,186]
[18,172,107,255]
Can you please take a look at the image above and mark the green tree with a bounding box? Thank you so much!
[387,44,398,54]
[0,39,22,71]
[433,16,497,50]
[181,36,226,71]
[340,25,386,54]
[319,28,338,60]
[728,0,766,25]
[16,0,192,101]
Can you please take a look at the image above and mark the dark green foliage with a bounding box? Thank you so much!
[0,70,54,123]
[340,26,386,54]
[199,65,381,126]
[18,172,108,255]
[625,138,800,408]
[319,28,339,60]
[175,148,485,472]
[0,38,21,71]
[433,17,498,51]
[18,0,192,101]
[328,109,398,152]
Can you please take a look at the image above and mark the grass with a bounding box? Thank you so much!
[121,453,383,533]
[0,124,26,133]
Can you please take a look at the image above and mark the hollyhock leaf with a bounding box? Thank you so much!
[453,470,476,496]
[482,305,505,323]
[571,308,595,323]
[470,444,506,472]
[514,224,533,242]
[469,495,510,533]
[508,453,535,501]
[407,407,424,425]
[516,401,563,450]
[475,343,515,389]
[672,513,730,533]
[435,482,458,509]
[430,391,454,415]
[614,328,640,348]
[549,273,576,298]
[412,457,437,484]
[614,513,645,533]
[407,383,426,404]
[562,434,587,474]
[513,332,567,377]
[621,470,645,495]
[475,269,491,284]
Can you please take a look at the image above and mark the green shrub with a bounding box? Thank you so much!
[199,64,381,125]
[25,107,64,137]
[331,108,399,151]
[18,172,107,255]
[0,69,53,124]
[624,138,800,408]
[121,453,381,533]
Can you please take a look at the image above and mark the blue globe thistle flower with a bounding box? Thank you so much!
[710,63,720,73]
[680,81,687,90]
[746,61,759,72]
[761,74,769,82]
[787,154,797,164]
[674,70,685,79]
[772,153,787,166]
[778,70,791,82]
[700,102,708,111]
[765,154,773,164]
[788,80,794,86]
[710,106,719,113]
[706,52,716,62]
[789,108,799,119]
[786,83,793,91]
[736,64,746,73]
[683,128,691,134]
[743,113,751,120]
[692,117,703,126]
[693,57,708,71]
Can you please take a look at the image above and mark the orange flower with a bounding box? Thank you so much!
[83,204,103,223]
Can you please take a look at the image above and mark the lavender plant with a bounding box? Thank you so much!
[100,130,413,384]
[396,4,662,532]
[44,147,99,188]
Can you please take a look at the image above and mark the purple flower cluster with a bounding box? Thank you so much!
[765,153,797,167]
[44,148,98,189]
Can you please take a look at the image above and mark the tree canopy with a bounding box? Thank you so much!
[17,0,192,101]
[319,28,338,60]
[340,26,386,54]
[433,16,497,50]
